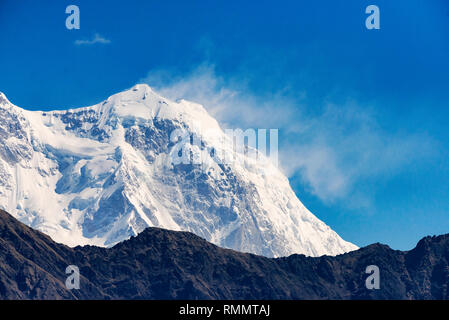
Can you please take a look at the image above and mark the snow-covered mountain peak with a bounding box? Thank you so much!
[0,92,12,106]
[81,84,220,136]
[0,85,357,257]
[108,83,159,104]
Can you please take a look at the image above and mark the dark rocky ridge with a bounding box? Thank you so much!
[0,209,448,300]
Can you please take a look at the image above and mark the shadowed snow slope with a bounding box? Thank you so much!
[0,85,357,257]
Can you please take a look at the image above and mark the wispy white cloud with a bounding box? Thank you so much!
[140,64,438,208]
[141,64,298,129]
[280,103,437,205]
[74,33,111,46]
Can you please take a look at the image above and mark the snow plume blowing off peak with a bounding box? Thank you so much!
[0,84,357,257]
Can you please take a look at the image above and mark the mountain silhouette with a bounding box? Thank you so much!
[0,209,448,300]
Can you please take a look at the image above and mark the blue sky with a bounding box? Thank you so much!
[1,0,448,250]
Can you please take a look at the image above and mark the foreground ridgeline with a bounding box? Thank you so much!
[0,209,447,300]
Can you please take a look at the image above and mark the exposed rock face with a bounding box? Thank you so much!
[0,209,448,300]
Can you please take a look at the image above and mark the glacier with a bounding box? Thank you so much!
[0,85,357,257]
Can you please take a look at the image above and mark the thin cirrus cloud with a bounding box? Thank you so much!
[140,64,438,208]
[74,33,111,46]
